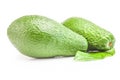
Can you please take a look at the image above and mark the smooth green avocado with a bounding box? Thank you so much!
[63,17,115,51]
[7,15,88,58]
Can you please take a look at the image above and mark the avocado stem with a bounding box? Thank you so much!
[109,42,112,47]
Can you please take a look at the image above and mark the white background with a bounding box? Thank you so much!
[0,0,120,80]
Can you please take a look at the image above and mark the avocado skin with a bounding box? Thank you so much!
[63,17,115,51]
[7,15,88,58]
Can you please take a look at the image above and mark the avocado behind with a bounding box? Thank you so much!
[7,15,88,58]
[63,17,115,51]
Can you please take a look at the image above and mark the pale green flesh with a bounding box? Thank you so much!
[74,48,115,61]
[7,15,88,58]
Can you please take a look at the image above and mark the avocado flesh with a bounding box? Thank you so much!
[7,15,88,58]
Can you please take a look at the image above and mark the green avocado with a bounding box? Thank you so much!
[7,15,88,58]
[63,17,115,51]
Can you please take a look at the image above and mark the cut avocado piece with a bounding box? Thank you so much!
[74,48,115,61]
[63,17,115,51]
[7,15,88,58]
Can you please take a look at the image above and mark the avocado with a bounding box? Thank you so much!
[63,17,115,51]
[74,48,115,61]
[7,15,88,58]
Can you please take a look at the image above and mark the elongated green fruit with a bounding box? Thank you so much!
[74,48,115,61]
[7,15,88,58]
[63,17,115,51]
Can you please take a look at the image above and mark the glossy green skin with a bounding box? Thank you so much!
[63,17,115,51]
[75,48,115,61]
[7,15,88,58]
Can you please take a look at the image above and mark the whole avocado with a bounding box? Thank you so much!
[63,17,115,51]
[7,15,88,58]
